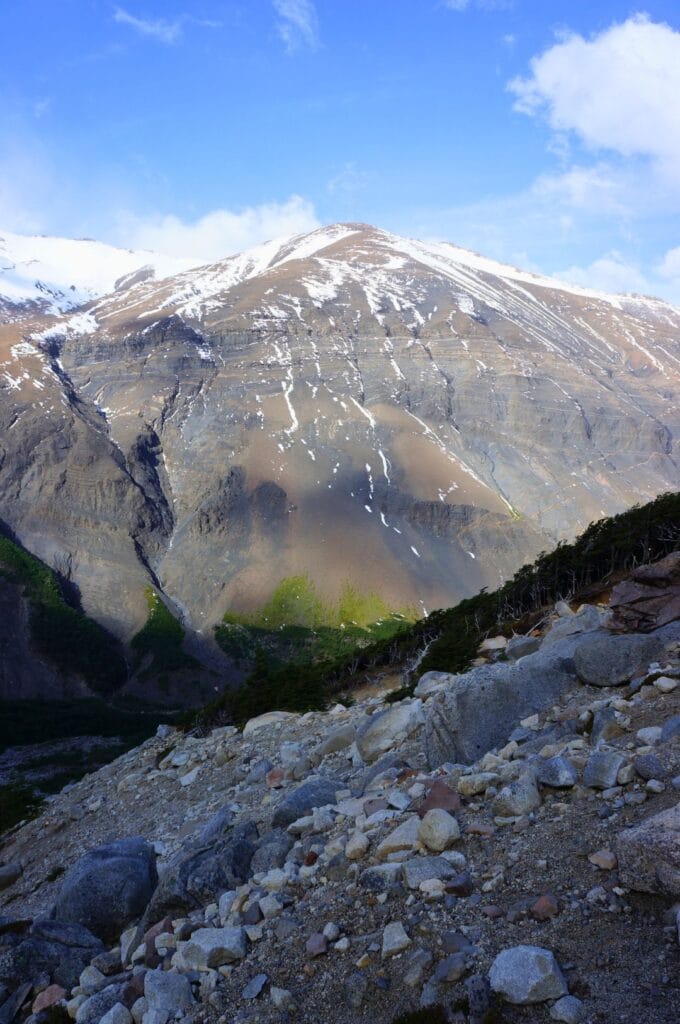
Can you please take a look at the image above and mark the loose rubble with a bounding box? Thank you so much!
[2,562,680,1023]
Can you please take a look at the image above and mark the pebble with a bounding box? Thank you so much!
[418,808,461,852]
[381,921,411,958]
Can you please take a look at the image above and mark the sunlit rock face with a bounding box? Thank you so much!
[1,223,678,638]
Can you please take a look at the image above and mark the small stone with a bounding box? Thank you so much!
[492,772,541,817]
[344,972,368,1009]
[382,921,411,958]
[418,779,461,816]
[489,945,567,1003]
[306,932,328,957]
[98,1006,131,1024]
[530,893,559,921]
[445,871,474,897]
[172,926,247,969]
[418,808,461,852]
[376,816,422,859]
[334,936,350,952]
[79,966,106,996]
[550,994,586,1023]
[403,948,433,987]
[144,968,194,1019]
[535,756,577,789]
[242,973,268,1000]
[458,772,498,797]
[434,952,469,983]
[583,751,627,790]
[323,922,340,941]
[646,779,666,793]
[637,726,662,746]
[634,753,667,781]
[402,855,455,890]
[32,985,67,1014]
[588,849,617,870]
[654,676,678,693]
[271,986,294,1010]
[346,832,369,860]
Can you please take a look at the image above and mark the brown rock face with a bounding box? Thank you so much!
[1,224,678,647]
[608,552,680,633]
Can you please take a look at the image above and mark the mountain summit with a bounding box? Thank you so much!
[0,223,677,660]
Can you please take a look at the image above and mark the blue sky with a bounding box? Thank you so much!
[1,1,680,301]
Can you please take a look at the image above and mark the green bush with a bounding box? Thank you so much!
[130,588,198,681]
[0,535,126,694]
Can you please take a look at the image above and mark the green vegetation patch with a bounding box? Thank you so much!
[0,534,126,694]
[131,587,199,682]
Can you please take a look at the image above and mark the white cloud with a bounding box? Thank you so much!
[113,7,184,44]
[112,8,220,45]
[273,0,319,52]
[554,253,652,296]
[118,195,320,261]
[443,0,512,11]
[509,15,680,183]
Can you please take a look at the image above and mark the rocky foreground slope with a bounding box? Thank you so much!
[1,555,680,1023]
[1,224,678,649]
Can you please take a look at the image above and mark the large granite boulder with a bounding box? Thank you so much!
[142,818,258,928]
[615,802,680,895]
[424,638,581,767]
[54,838,157,943]
[608,552,680,633]
[573,632,671,687]
[0,919,103,991]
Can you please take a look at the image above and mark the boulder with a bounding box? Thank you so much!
[424,640,579,766]
[535,756,577,788]
[492,771,541,817]
[418,809,460,852]
[356,701,424,763]
[583,751,626,790]
[376,817,421,860]
[310,724,356,763]
[608,552,680,633]
[242,711,298,737]
[541,605,603,647]
[489,945,567,1004]
[615,802,680,895]
[271,777,341,829]
[574,633,669,687]
[142,821,257,928]
[0,919,103,991]
[144,968,194,1022]
[54,838,157,943]
[506,635,541,661]
[414,672,456,698]
[172,926,247,969]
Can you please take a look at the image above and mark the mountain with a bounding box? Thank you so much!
[0,229,189,319]
[0,223,677,660]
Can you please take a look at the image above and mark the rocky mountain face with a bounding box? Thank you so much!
[1,556,680,1023]
[0,223,678,651]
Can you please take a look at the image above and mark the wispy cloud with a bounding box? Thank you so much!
[113,7,221,46]
[443,0,512,12]
[273,0,319,53]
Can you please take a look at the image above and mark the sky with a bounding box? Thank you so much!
[1,1,680,303]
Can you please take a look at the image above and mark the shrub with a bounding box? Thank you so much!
[130,588,198,681]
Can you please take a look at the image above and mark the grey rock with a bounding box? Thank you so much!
[0,919,103,991]
[356,702,424,764]
[403,948,433,987]
[574,633,668,687]
[144,969,194,1023]
[433,952,469,983]
[250,830,293,874]
[550,995,586,1023]
[489,945,567,1004]
[616,802,680,895]
[414,672,456,698]
[75,984,127,1024]
[381,921,411,958]
[402,856,456,890]
[242,974,268,1000]
[541,605,603,646]
[583,751,627,790]
[492,771,541,816]
[54,838,156,944]
[142,821,257,926]
[535,756,577,788]
[344,972,368,1009]
[173,926,246,969]
[359,863,403,893]
[0,865,21,891]
[425,638,580,766]
[465,974,492,1024]
[634,754,668,781]
[271,777,341,828]
[661,715,680,742]
[98,1004,132,1024]
[311,724,356,763]
[506,635,541,660]
[591,707,625,744]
